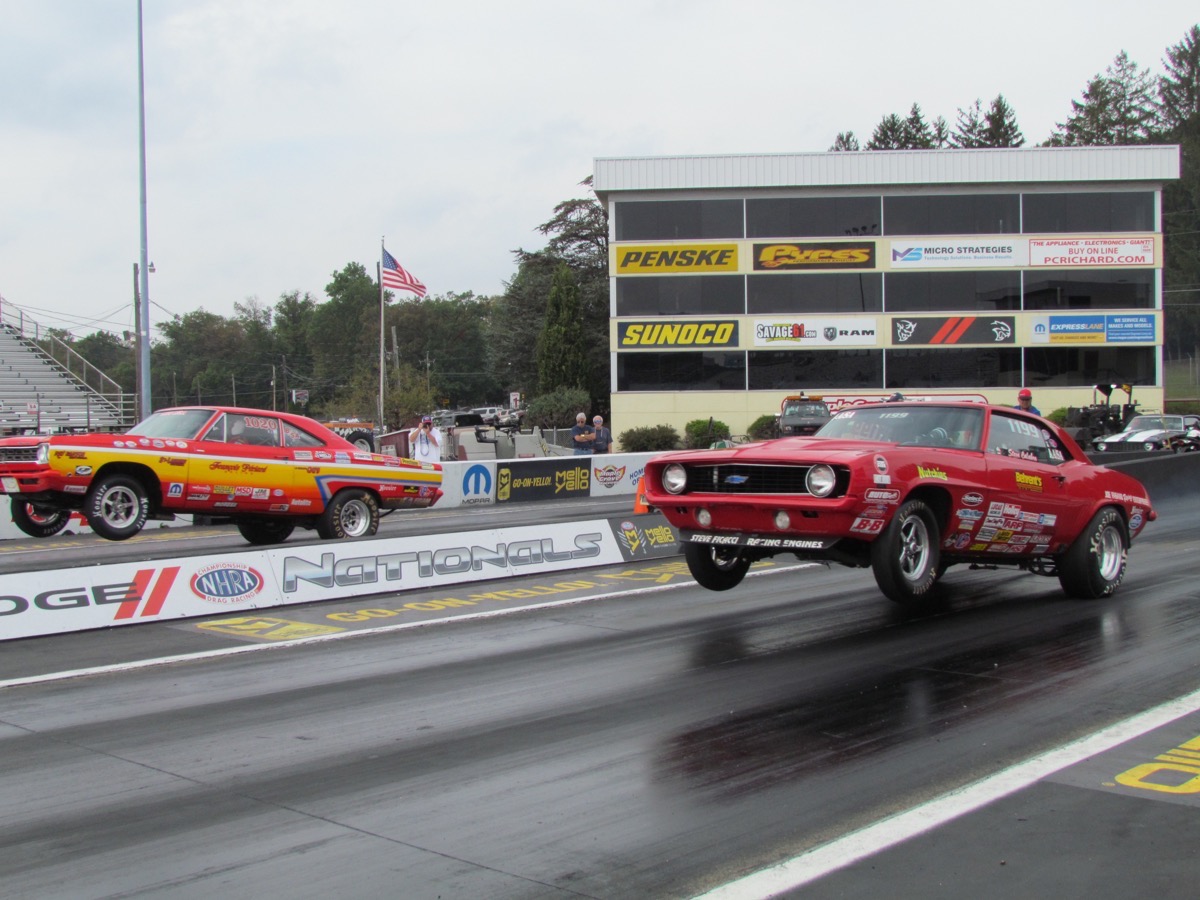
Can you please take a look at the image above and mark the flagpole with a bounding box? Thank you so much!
[378,242,386,434]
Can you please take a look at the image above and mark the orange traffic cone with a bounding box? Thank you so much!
[633,476,650,514]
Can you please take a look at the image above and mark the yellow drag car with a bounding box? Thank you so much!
[0,406,442,543]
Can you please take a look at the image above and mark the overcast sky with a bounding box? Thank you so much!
[1,1,1196,342]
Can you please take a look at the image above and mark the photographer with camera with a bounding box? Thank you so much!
[408,415,442,464]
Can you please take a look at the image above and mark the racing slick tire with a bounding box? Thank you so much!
[236,517,296,545]
[1057,506,1128,599]
[344,429,375,453]
[684,542,751,591]
[84,473,149,541]
[316,488,380,540]
[9,499,71,538]
[871,498,941,605]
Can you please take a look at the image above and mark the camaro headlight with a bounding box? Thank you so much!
[662,464,688,494]
[36,442,49,465]
[806,464,837,497]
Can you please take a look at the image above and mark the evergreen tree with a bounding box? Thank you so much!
[1046,51,1158,146]
[952,99,989,148]
[535,264,588,394]
[1160,27,1200,358]
[866,113,907,149]
[1160,24,1200,134]
[984,94,1025,147]
[829,131,860,151]
[1046,74,1119,146]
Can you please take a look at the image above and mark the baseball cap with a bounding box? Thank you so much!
[421,415,432,423]
[1018,389,1032,399]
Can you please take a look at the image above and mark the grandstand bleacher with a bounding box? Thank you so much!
[0,302,135,435]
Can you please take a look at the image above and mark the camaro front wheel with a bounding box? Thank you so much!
[317,488,380,540]
[684,542,751,591]
[871,499,941,605]
[1058,506,1128,599]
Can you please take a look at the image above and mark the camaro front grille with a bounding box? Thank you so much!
[0,447,39,464]
[682,463,842,496]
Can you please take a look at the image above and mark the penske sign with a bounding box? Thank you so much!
[616,243,739,274]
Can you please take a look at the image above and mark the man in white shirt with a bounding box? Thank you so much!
[408,415,442,464]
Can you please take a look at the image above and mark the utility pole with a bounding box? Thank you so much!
[136,0,152,418]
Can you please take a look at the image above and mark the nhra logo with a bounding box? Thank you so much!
[190,563,265,604]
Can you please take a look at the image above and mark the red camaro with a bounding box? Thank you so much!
[642,400,1155,604]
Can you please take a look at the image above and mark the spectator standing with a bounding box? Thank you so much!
[571,412,595,455]
[408,415,442,464]
[1014,388,1042,416]
[592,415,613,454]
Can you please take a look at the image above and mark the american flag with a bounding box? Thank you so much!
[381,247,427,298]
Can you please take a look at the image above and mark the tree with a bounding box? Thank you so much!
[984,94,1025,147]
[1046,51,1158,146]
[307,263,381,409]
[829,131,860,152]
[952,99,989,148]
[866,112,907,150]
[1160,27,1200,359]
[1160,24,1200,134]
[536,264,588,393]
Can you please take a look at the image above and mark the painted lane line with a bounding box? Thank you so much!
[695,685,1200,899]
[0,563,813,690]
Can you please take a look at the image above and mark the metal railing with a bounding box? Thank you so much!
[0,297,136,432]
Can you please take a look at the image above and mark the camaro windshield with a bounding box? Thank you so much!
[127,408,217,439]
[1122,416,1183,432]
[816,405,985,449]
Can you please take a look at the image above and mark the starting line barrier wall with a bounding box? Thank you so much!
[2,452,1194,642]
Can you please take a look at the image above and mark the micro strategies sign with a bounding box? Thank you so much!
[889,237,1158,269]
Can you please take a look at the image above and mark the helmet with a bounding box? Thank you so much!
[1018,389,1032,400]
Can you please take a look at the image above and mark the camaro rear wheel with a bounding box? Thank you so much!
[344,429,375,453]
[1057,506,1128,599]
[84,473,149,541]
[236,518,296,545]
[9,499,71,538]
[684,542,751,591]
[317,488,380,540]
[871,498,941,605]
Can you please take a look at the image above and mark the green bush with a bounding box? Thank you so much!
[618,424,681,453]
[747,414,779,441]
[1044,407,1069,425]
[684,418,731,449]
[526,387,591,430]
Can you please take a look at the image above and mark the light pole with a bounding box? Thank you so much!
[136,0,152,418]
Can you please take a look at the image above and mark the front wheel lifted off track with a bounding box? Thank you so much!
[9,499,71,538]
[84,473,149,541]
[871,498,941,605]
[1057,506,1128,599]
[316,488,380,540]
[684,542,751,591]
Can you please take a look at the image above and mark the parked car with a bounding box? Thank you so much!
[0,406,442,543]
[641,400,1154,605]
[471,406,504,425]
[1090,414,1200,452]
[777,394,831,436]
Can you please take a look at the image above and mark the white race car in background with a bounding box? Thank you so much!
[1091,414,1200,452]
